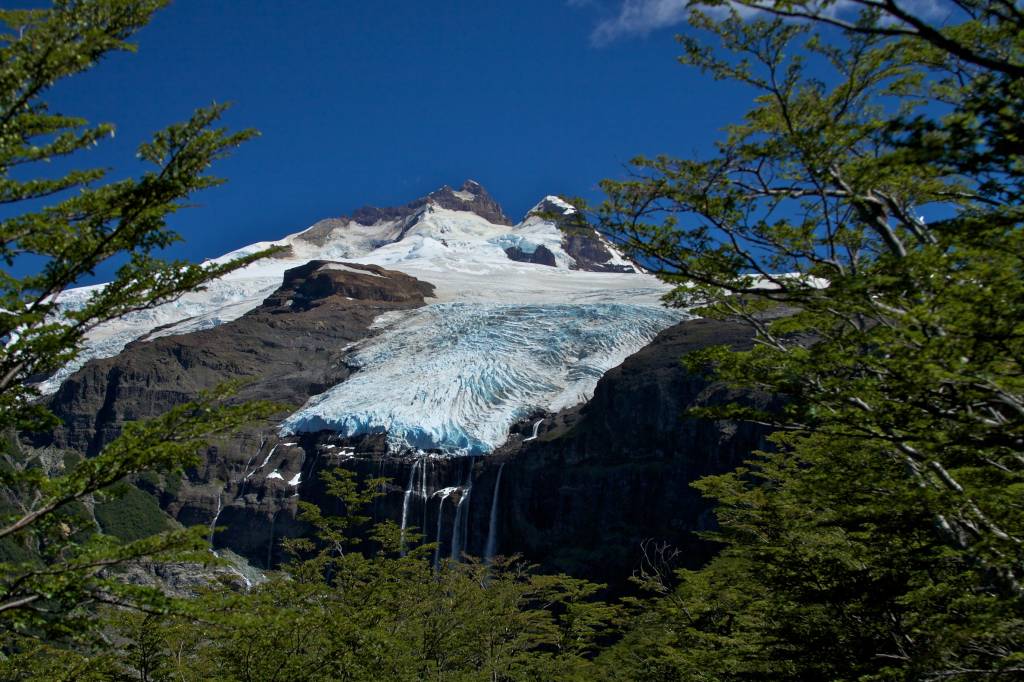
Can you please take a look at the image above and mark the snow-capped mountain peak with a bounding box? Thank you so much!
[44,180,676,454]
[527,195,577,217]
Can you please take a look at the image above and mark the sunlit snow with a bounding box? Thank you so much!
[41,197,655,396]
[42,189,689,455]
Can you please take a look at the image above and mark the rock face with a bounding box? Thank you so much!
[286,316,774,584]
[492,317,774,581]
[45,261,434,455]
[38,262,435,567]
[286,181,507,252]
[529,196,639,273]
[299,180,512,247]
[503,244,557,266]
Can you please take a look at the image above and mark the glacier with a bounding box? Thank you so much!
[280,302,687,455]
[39,196,662,395]
[42,184,693,456]
[38,276,282,394]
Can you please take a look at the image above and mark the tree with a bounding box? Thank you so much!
[0,0,277,645]
[91,468,618,681]
[597,1,1022,678]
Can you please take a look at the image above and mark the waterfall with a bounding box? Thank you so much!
[450,457,475,562]
[523,418,544,441]
[399,458,421,555]
[245,443,277,480]
[420,457,430,535]
[209,492,223,546]
[432,488,454,572]
[241,434,266,476]
[484,462,506,563]
[266,510,278,569]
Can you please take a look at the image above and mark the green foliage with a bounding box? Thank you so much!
[3,468,622,682]
[4,1,1019,679]
[595,1,1024,679]
[0,0,281,647]
[93,482,172,542]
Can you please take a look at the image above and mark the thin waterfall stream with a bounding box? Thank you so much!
[399,458,422,555]
[484,462,506,563]
[450,457,475,562]
[523,418,544,441]
[432,488,455,571]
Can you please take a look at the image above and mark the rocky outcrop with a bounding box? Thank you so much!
[298,180,512,244]
[503,244,557,267]
[36,262,436,567]
[288,316,774,584]
[561,226,635,273]
[293,180,512,254]
[529,196,639,273]
[421,180,512,226]
[44,261,434,455]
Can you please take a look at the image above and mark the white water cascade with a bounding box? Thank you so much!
[523,418,544,441]
[450,457,475,562]
[420,458,430,534]
[432,488,455,572]
[209,493,223,545]
[399,458,422,555]
[245,443,277,481]
[484,463,506,563]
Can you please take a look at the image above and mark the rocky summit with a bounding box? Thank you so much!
[37,181,764,582]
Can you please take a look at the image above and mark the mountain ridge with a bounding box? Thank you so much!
[27,178,769,583]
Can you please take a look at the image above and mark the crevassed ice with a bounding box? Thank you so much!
[280,303,688,455]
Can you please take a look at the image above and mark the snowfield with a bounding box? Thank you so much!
[46,192,689,454]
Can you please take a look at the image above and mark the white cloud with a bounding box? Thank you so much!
[581,0,951,46]
[589,0,690,45]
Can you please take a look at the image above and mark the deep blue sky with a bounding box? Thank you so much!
[9,0,753,277]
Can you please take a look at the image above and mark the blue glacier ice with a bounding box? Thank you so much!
[280,302,687,455]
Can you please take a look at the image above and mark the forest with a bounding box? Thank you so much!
[1,1,1022,680]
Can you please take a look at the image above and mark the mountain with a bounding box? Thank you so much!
[40,181,651,395]
[36,181,765,582]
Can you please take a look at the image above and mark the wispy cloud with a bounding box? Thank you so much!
[579,0,951,46]
[589,0,690,45]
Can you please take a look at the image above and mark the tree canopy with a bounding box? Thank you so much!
[0,0,276,644]
[596,0,1023,678]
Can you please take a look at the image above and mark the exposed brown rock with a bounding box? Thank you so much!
[35,262,436,566]
[339,179,512,230]
[527,196,639,273]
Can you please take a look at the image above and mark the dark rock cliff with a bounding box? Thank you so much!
[529,196,639,273]
[316,317,774,584]
[492,317,773,581]
[36,263,770,581]
[37,262,435,566]
[503,244,558,267]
